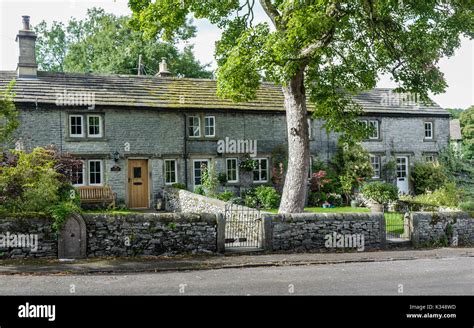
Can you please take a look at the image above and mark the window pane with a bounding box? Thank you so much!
[89,161,102,185]
[165,160,176,184]
[88,116,101,136]
[227,159,237,182]
[205,117,215,136]
[72,162,84,185]
[70,116,83,136]
[189,116,200,137]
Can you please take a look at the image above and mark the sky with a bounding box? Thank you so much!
[0,0,473,109]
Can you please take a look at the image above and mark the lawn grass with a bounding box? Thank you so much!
[266,206,370,214]
[384,212,404,235]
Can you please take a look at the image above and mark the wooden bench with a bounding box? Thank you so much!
[77,186,116,207]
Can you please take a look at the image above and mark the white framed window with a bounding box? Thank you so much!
[193,159,209,186]
[424,122,433,139]
[370,155,381,179]
[226,158,238,183]
[88,160,103,186]
[71,161,85,186]
[188,116,201,137]
[69,115,84,137]
[204,116,215,137]
[253,158,269,183]
[164,159,177,185]
[87,115,102,138]
[368,120,379,139]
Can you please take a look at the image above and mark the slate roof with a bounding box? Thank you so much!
[450,119,463,140]
[0,71,448,115]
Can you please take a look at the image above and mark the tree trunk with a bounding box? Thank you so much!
[278,68,310,213]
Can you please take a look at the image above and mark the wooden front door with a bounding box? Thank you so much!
[128,159,149,208]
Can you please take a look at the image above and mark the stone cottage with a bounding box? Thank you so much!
[0,16,451,209]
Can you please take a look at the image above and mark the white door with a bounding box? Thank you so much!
[396,156,409,194]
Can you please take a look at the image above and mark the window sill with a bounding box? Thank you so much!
[66,137,108,142]
[423,138,436,142]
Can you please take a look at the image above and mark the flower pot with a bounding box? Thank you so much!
[371,203,384,213]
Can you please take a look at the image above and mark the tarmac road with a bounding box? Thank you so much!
[0,256,472,295]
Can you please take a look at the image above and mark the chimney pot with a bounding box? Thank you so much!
[22,16,30,30]
[16,15,37,78]
[157,58,171,77]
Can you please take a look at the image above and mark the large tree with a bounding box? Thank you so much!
[460,106,474,160]
[35,7,212,78]
[0,81,19,147]
[129,0,474,213]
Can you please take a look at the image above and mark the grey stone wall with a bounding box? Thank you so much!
[0,212,217,258]
[411,212,474,247]
[0,215,57,258]
[266,213,386,252]
[83,213,217,256]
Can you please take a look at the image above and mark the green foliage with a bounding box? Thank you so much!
[446,108,464,119]
[216,190,235,202]
[171,182,187,189]
[411,162,448,195]
[308,191,327,207]
[0,80,19,145]
[382,160,397,183]
[46,202,81,232]
[194,185,205,195]
[438,147,474,200]
[217,172,227,185]
[459,106,474,160]
[35,8,211,78]
[332,142,374,202]
[201,162,219,196]
[239,154,257,172]
[459,201,474,211]
[361,182,399,205]
[0,148,61,212]
[254,185,281,209]
[401,182,460,208]
[129,0,474,142]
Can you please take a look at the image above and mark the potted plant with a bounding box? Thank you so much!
[361,181,399,213]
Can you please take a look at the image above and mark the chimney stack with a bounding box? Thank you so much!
[16,15,37,79]
[157,58,171,77]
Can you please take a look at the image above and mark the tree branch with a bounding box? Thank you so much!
[259,0,281,29]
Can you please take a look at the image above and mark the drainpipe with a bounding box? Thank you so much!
[183,113,188,188]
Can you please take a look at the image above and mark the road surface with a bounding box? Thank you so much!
[0,256,472,295]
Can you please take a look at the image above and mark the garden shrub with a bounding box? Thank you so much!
[194,185,205,195]
[405,182,461,208]
[411,162,448,195]
[361,181,399,205]
[216,190,235,201]
[171,182,186,189]
[308,191,327,206]
[254,185,281,209]
[243,186,281,209]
